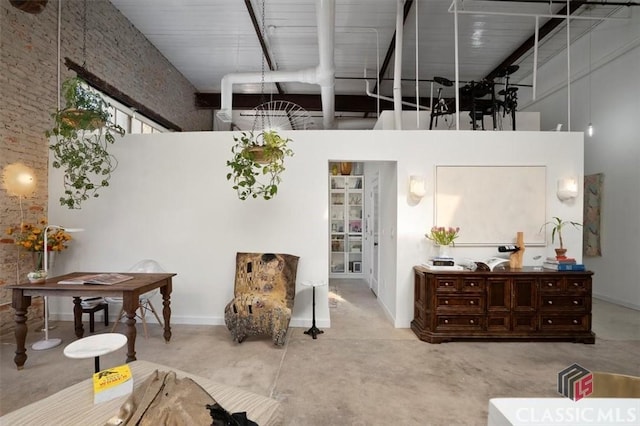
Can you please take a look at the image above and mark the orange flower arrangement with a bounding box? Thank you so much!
[4,218,72,252]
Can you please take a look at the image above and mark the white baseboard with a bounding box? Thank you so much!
[593,294,640,311]
[51,313,331,328]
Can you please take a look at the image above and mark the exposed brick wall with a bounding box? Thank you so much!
[0,0,211,337]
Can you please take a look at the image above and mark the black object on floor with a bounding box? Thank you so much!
[82,302,109,333]
[304,285,324,339]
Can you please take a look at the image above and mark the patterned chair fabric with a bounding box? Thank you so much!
[224,252,299,346]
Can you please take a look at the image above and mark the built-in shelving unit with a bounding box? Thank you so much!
[329,163,364,277]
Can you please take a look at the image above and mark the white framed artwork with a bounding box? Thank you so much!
[435,165,546,246]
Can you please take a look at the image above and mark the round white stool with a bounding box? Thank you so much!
[300,280,327,339]
[63,333,127,373]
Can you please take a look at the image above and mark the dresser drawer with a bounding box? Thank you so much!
[564,277,591,293]
[540,315,590,331]
[461,278,484,292]
[435,277,458,292]
[539,277,563,292]
[540,296,588,311]
[436,315,484,330]
[436,296,484,313]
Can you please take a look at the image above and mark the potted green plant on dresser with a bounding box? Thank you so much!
[540,216,582,258]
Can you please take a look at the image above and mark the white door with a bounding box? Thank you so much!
[368,173,380,296]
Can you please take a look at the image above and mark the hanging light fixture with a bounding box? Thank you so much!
[587,6,594,137]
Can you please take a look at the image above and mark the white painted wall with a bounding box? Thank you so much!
[48,130,585,328]
[518,7,640,309]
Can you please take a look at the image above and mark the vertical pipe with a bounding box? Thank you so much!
[317,0,336,130]
[415,0,420,128]
[57,0,62,110]
[430,82,434,111]
[393,0,405,130]
[566,0,571,131]
[375,30,380,118]
[453,0,460,130]
[533,16,539,101]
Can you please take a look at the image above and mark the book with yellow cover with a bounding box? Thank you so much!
[93,364,133,404]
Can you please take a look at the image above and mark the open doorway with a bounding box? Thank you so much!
[328,161,397,309]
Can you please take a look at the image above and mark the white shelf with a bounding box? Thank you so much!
[329,170,364,276]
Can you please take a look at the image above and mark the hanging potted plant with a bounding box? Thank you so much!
[226,130,294,200]
[46,77,125,209]
[540,216,582,258]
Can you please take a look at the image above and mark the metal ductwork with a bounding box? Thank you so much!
[218,0,336,129]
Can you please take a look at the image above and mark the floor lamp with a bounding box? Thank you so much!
[32,225,83,351]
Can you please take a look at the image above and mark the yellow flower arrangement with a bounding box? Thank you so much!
[4,218,72,252]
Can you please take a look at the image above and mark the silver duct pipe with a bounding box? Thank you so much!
[393,0,405,130]
[217,0,335,129]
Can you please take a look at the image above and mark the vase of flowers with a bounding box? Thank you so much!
[425,226,460,257]
[4,218,73,281]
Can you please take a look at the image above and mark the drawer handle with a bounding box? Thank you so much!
[470,282,476,287]
[444,300,449,305]
[573,282,580,287]
[444,319,449,324]
[444,282,450,287]
[573,319,579,324]
[547,319,553,324]
[547,282,553,287]
[573,300,579,305]
[547,300,553,305]
[469,319,475,324]
[469,301,475,305]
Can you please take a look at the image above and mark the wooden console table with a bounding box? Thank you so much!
[8,272,176,369]
[411,266,595,344]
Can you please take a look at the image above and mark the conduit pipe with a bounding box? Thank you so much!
[365,80,430,111]
[393,0,405,130]
[218,0,335,129]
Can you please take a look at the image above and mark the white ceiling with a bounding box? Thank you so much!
[108,0,628,115]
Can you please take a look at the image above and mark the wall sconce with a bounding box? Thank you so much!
[557,177,579,201]
[2,162,36,196]
[409,175,427,200]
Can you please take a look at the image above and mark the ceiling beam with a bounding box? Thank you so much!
[244,0,284,95]
[65,58,182,131]
[484,0,587,81]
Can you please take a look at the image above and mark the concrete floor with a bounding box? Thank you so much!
[1,279,638,425]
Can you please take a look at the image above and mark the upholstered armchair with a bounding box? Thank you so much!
[224,252,299,346]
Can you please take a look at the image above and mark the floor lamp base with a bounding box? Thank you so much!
[32,338,62,351]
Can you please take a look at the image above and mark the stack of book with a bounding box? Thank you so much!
[542,257,586,271]
[422,257,464,271]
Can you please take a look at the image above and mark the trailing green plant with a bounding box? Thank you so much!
[46,77,125,209]
[539,216,582,249]
[226,130,294,200]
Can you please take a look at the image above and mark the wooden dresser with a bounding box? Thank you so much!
[411,266,595,344]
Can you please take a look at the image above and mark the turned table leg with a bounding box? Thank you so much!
[12,291,32,370]
[160,282,172,343]
[73,297,85,338]
[122,293,138,363]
